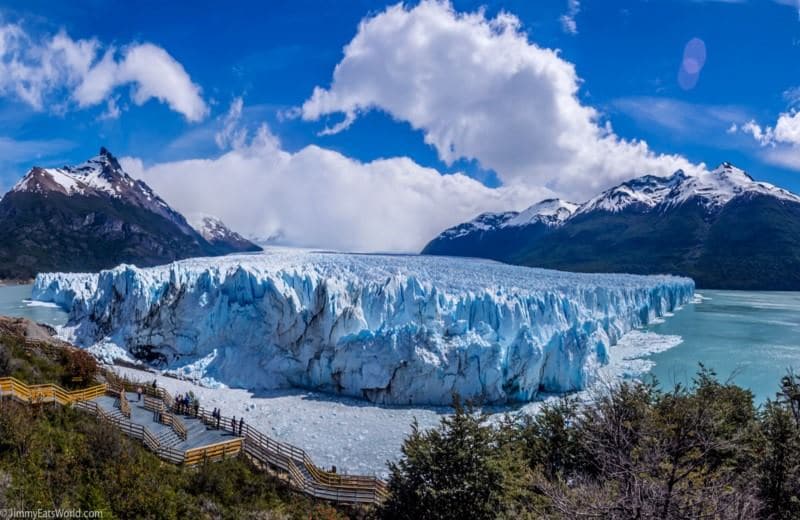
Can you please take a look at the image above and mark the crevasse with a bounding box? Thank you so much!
[32,249,694,405]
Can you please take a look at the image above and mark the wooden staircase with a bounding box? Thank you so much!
[154,428,183,449]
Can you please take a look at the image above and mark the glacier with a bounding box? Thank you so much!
[31,249,694,405]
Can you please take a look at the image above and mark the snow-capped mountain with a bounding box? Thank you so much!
[575,163,800,215]
[31,250,693,405]
[188,214,262,254]
[423,163,800,290]
[9,147,197,236]
[0,148,260,280]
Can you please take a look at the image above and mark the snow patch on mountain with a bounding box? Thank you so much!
[504,198,579,227]
[13,148,126,198]
[441,198,577,239]
[188,214,242,241]
[32,249,693,405]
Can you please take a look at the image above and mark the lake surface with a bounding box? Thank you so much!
[0,283,68,326]
[1,284,797,405]
[645,290,800,404]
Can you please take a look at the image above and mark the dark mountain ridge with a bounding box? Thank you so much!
[422,163,800,290]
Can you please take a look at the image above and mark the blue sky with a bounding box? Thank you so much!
[2,0,800,250]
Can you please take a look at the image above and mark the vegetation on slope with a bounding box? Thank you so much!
[382,368,800,520]
[0,403,349,519]
[0,316,354,520]
[0,317,98,388]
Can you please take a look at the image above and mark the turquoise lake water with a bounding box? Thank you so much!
[645,290,800,404]
[1,284,797,405]
[0,283,68,326]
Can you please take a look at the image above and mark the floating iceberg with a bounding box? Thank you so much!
[32,249,693,405]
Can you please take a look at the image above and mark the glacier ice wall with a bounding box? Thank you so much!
[32,250,694,405]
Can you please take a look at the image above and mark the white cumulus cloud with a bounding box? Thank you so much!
[734,106,800,166]
[0,23,207,121]
[300,0,703,202]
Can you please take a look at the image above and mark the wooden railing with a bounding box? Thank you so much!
[184,438,244,465]
[0,376,106,405]
[3,372,388,504]
[111,374,388,504]
[142,425,161,452]
[242,422,388,504]
[74,397,187,464]
[143,394,165,413]
[158,411,188,441]
[104,381,237,463]
[1,376,231,468]
[165,387,387,503]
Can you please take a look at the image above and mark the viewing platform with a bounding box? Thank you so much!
[0,376,387,505]
[94,391,242,454]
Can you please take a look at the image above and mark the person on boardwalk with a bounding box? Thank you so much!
[193,399,199,417]
[136,386,142,402]
[215,408,220,429]
[238,417,244,436]
[231,416,236,434]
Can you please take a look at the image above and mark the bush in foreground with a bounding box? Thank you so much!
[382,368,800,520]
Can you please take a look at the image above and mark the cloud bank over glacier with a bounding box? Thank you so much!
[123,118,543,252]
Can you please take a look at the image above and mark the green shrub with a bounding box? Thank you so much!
[383,369,800,520]
[381,400,507,520]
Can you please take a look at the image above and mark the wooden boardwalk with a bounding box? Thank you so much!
[94,392,240,452]
[0,376,388,505]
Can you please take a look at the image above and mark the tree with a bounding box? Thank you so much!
[381,399,506,520]
[61,348,98,388]
[517,397,582,480]
[539,372,760,519]
[758,372,800,519]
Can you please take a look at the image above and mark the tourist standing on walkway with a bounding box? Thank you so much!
[231,416,236,433]
[239,417,244,436]
[136,386,142,402]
